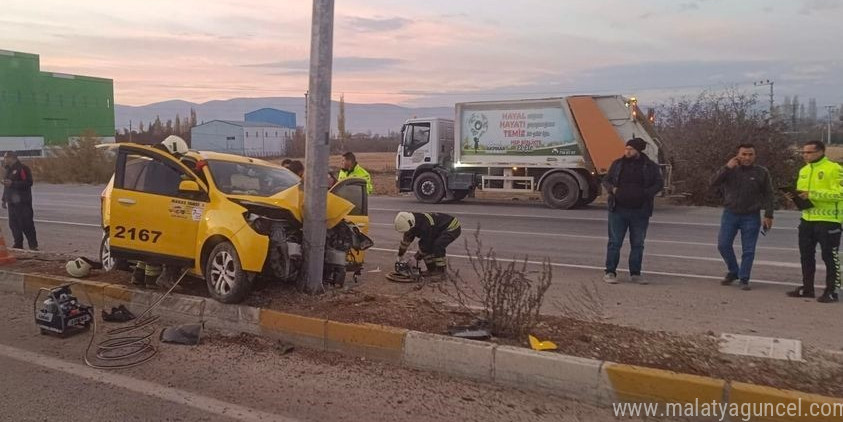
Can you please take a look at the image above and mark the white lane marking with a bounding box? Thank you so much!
[369,207,799,230]
[7,217,802,274]
[0,216,100,228]
[0,344,299,422]
[368,223,798,252]
[649,253,815,269]
[369,247,800,287]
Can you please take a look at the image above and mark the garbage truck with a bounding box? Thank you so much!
[396,95,671,209]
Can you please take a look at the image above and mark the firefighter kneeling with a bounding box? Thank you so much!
[394,211,461,279]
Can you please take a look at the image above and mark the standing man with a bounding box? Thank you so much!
[787,141,841,303]
[602,138,663,284]
[394,211,461,278]
[2,151,38,250]
[337,152,373,194]
[710,144,774,291]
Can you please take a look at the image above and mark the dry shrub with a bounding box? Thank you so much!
[440,227,552,339]
[28,131,115,184]
[656,89,800,206]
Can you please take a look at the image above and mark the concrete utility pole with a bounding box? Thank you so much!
[753,80,773,124]
[826,106,837,144]
[302,0,334,294]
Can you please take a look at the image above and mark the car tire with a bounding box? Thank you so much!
[205,242,251,304]
[413,172,445,204]
[541,173,580,209]
[100,231,129,272]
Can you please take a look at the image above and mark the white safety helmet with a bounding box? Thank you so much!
[66,258,92,278]
[394,212,415,233]
[162,135,189,155]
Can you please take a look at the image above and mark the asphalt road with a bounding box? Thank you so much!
[2,185,842,350]
[0,293,631,422]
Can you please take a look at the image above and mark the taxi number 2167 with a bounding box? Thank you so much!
[114,226,162,243]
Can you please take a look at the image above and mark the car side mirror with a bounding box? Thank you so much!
[179,180,202,193]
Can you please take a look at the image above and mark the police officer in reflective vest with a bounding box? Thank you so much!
[394,212,461,276]
[786,140,842,303]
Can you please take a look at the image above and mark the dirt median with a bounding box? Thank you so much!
[6,251,842,398]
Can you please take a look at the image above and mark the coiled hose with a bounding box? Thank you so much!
[83,269,190,369]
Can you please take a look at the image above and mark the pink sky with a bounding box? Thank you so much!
[2,0,841,107]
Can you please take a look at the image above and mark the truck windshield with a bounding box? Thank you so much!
[402,123,430,156]
[207,160,300,197]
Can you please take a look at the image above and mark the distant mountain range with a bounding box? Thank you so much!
[115,97,454,135]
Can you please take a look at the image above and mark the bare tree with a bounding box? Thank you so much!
[656,89,799,206]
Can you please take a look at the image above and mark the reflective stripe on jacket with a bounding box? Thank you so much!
[797,156,843,222]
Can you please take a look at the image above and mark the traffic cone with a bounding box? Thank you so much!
[0,226,17,265]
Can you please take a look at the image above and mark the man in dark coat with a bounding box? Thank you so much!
[601,138,663,284]
[2,151,38,250]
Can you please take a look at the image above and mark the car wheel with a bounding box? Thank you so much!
[541,173,580,209]
[100,231,129,272]
[205,242,251,304]
[413,172,445,204]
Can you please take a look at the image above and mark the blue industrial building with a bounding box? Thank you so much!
[245,108,296,129]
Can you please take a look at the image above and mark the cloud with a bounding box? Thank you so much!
[244,56,405,74]
[345,16,412,32]
[678,2,700,12]
[800,0,841,14]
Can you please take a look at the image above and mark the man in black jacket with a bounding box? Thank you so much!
[2,151,38,250]
[601,138,663,284]
[710,144,774,291]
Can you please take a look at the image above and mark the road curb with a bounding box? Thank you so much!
[603,362,726,404]
[729,382,843,422]
[404,330,495,381]
[495,345,614,405]
[325,321,405,363]
[2,268,840,418]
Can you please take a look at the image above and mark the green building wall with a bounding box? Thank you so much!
[0,49,115,145]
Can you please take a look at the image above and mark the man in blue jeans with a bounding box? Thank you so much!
[710,144,774,290]
[602,138,664,284]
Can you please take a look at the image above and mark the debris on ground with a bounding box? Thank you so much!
[101,305,136,323]
[528,335,558,351]
[160,323,203,345]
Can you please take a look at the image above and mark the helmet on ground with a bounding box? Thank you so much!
[162,135,189,155]
[394,212,415,233]
[66,258,92,278]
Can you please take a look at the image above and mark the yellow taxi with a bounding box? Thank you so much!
[100,142,372,303]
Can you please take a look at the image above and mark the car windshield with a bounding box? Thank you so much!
[207,160,300,197]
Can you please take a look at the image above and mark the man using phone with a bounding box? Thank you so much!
[710,144,774,290]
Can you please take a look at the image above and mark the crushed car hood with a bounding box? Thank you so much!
[226,185,354,228]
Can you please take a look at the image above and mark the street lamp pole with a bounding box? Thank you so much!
[753,80,773,124]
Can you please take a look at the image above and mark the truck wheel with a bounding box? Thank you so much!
[541,173,580,209]
[414,173,445,204]
[445,190,469,203]
[205,242,251,304]
[575,190,599,207]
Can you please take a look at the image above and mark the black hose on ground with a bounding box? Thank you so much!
[83,269,190,369]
